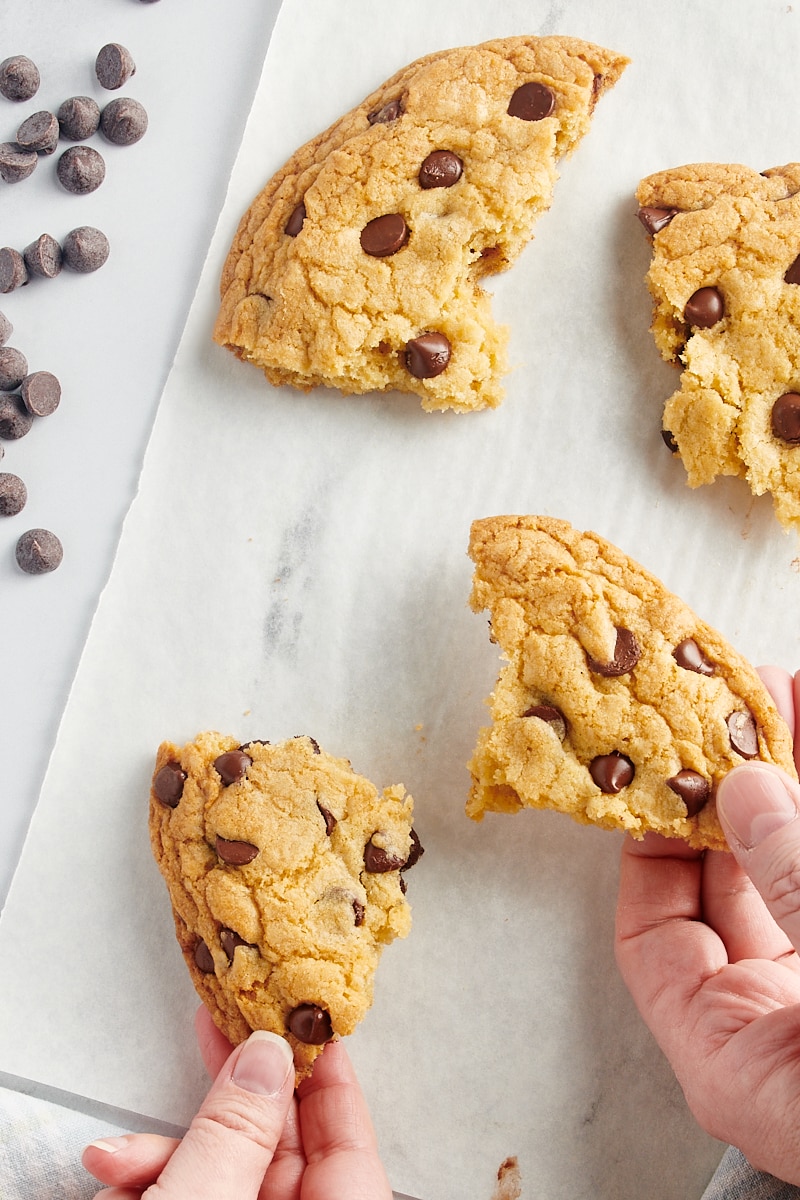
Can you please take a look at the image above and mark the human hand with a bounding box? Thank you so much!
[615,666,800,1184]
[82,1006,393,1199]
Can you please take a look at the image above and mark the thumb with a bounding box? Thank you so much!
[717,762,800,949]
[147,1029,295,1199]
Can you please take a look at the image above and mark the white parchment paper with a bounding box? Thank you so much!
[3,2,800,1198]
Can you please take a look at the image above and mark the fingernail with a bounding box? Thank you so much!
[87,1135,132,1155]
[717,765,798,850]
[231,1030,294,1096]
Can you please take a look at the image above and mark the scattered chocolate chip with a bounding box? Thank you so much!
[360,213,409,257]
[673,637,715,676]
[586,627,640,677]
[21,371,61,417]
[401,827,424,872]
[317,802,337,835]
[684,286,724,328]
[213,749,251,785]
[15,528,63,574]
[667,769,710,816]
[0,248,28,293]
[364,835,405,873]
[589,752,635,793]
[23,234,62,280]
[61,226,110,273]
[0,56,40,103]
[727,710,759,759]
[0,394,34,439]
[0,142,38,183]
[219,928,255,963]
[353,900,366,926]
[662,428,679,453]
[16,111,59,155]
[404,332,451,379]
[100,97,148,145]
[637,206,679,235]
[153,760,186,807]
[0,312,11,346]
[194,940,215,973]
[771,392,800,443]
[785,253,800,285]
[0,473,26,516]
[57,96,101,142]
[419,150,463,190]
[284,201,306,237]
[215,836,259,865]
[287,1003,333,1045]
[367,97,403,125]
[507,80,555,121]
[522,704,567,740]
[0,346,27,390]
[56,145,105,194]
[95,43,136,90]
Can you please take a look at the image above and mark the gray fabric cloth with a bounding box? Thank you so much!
[701,1146,800,1200]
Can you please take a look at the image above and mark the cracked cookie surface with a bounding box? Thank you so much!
[467,515,796,849]
[214,35,627,413]
[149,733,420,1079]
[637,162,800,531]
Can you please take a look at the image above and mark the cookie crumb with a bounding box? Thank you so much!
[492,1156,522,1200]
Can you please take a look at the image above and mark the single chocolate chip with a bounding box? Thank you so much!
[684,286,724,328]
[100,97,148,145]
[194,940,215,973]
[0,346,28,390]
[215,836,259,865]
[16,111,59,155]
[61,226,110,273]
[419,150,463,190]
[15,528,63,574]
[353,900,366,926]
[23,234,62,280]
[0,312,11,346]
[667,769,710,816]
[662,428,679,453]
[57,96,101,142]
[0,56,40,102]
[673,637,715,676]
[586,627,640,677]
[219,928,255,963]
[637,206,679,235]
[360,213,409,257]
[57,145,105,194]
[367,97,403,125]
[507,81,555,121]
[404,332,451,379]
[0,248,28,293]
[284,201,306,237]
[213,749,251,785]
[21,372,61,417]
[727,710,759,759]
[0,142,38,183]
[589,752,635,793]
[95,43,136,90]
[522,704,567,740]
[153,760,186,807]
[785,253,800,285]
[0,394,34,439]
[364,835,405,873]
[401,827,424,872]
[317,802,337,835]
[0,473,26,516]
[287,1003,333,1045]
[771,393,800,443]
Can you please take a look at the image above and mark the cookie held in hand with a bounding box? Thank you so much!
[149,733,421,1079]
[214,35,628,413]
[467,515,796,849]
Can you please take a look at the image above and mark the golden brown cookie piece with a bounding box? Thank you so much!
[467,515,796,849]
[149,733,421,1079]
[637,162,800,531]
[214,36,628,413]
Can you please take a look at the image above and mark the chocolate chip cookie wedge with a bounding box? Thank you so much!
[149,733,422,1079]
[467,515,796,849]
[637,162,800,532]
[214,35,628,413]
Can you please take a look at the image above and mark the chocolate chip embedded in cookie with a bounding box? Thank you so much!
[213,36,628,414]
[636,161,800,532]
[466,515,797,849]
[149,732,420,1079]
